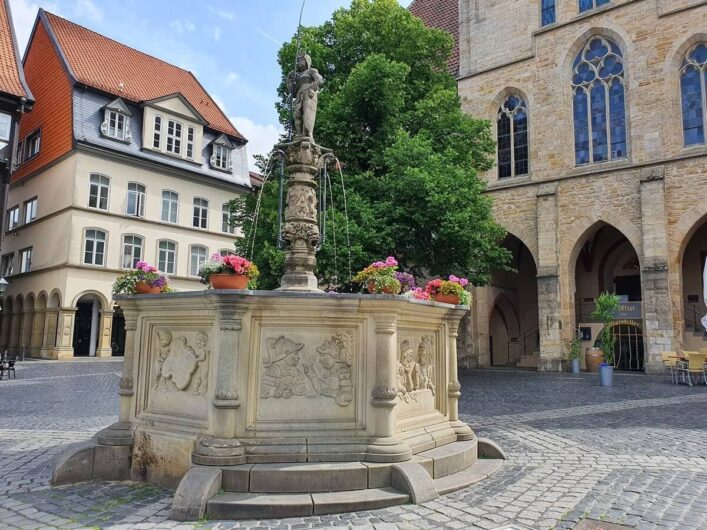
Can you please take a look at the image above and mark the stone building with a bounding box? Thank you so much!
[0,10,251,359]
[413,0,707,373]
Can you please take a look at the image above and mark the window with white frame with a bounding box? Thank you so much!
[23,130,40,160]
[190,245,207,276]
[0,112,11,146]
[122,235,144,269]
[186,126,195,159]
[579,0,609,12]
[101,99,132,142]
[83,229,106,266]
[166,120,182,155]
[89,174,110,210]
[221,203,235,234]
[219,249,235,257]
[7,205,19,230]
[23,197,37,224]
[126,183,146,217]
[161,190,179,223]
[153,115,162,149]
[212,144,229,170]
[1,252,14,276]
[193,198,208,229]
[19,247,32,273]
[158,240,177,274]
[107,110,126,140]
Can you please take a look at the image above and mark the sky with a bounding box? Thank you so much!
[8,0,412,170]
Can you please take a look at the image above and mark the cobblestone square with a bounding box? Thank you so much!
[1,361,706,529]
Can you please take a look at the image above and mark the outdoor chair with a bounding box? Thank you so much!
[660,351,679,384]
[676,352,707,386]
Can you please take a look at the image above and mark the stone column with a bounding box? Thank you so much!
[96,309,114,357]
[30,310,46,358]
[446,311,474,440]
[191,298,246,466]
[40,308,59,359]
[54,308,76,360]
[20,310,33,357]
[278,138,323,291]
[88,298,99,357]
[639,168,674,374]
[9,311,21,348]
[0,311,10,349]
[367,313,411,463]
[536,184,564,371]
[472,285,491,368]
[97,311,136,446]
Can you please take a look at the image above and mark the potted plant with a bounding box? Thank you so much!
[353,257,401,295]
[113,261,170,295]
[564,329,582,374]
[198,253,259,290]
[591,292,620,387]
[424,276,471,305]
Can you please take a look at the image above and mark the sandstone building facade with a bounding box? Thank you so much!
[415,0,707,373]
[0,10,250,359]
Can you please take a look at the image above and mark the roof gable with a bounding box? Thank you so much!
[105,97,133,116]
[144,93,206,125]
[0,0,34,101]
[212,133,235,149]
[41,10,244,141]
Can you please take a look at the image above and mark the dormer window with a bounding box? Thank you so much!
[210,134,235,171]
[142,94,206,161]
[101,98,132,142]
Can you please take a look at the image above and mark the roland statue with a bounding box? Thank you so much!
[287,52,324,141]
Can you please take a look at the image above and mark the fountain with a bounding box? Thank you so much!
[51,53,504,521]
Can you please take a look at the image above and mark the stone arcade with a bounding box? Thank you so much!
[50,54,503,520]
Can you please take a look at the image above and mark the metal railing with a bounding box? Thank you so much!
[507,325,539,366]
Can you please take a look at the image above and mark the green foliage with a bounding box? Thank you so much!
[591,292,620,365]
[564,329,582,360]
[237,0,509,289]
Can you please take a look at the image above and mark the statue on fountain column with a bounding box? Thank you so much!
[288,53,324,141]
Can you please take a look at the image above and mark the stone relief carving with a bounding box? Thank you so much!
[260,332,354,407]
[396,336,436,403]
[286,185,317,220]
[371,386,397,401]
[260,336,307,399]
[304,332,354,407]
[152,330,209,396]
[281,221,320,251]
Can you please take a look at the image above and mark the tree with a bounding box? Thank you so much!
[232,0,509,290]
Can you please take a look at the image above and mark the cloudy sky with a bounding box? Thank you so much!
[9,0,412,169]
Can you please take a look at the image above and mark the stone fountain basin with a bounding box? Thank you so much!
[52,290,504,520]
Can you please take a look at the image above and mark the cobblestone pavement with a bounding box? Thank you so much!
[1,362,707,530]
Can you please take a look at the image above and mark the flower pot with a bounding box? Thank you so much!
[135,282,161,294]
[367,281,395,295]
[570,358,581,374]
[210,273,249,290]
[432,293,460,305]
[599,363,613,387]
[585,348,604,373]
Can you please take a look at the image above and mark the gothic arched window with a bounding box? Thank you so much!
[497,95,529,178]
[571,36,627,165]
[680,43,707,146]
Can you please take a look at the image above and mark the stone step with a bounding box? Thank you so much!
[231,462,369,493]
[433,459,504,495]
[206,488,408,519]
[416,438,477,478]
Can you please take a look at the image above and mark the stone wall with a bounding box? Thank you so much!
[456,0,707,372]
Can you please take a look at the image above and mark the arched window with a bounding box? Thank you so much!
[680,43,707,146]
[497,95,529,178]
[572,36,627,165]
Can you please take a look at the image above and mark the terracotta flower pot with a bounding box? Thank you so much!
[135,282,161,294]
[367,281,394,294]
[210,273,249,290]
[432,293,460,305]
[585,348,605,373]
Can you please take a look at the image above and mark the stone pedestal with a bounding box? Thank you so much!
[54,308,77,359]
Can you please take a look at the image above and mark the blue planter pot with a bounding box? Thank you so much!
[570,358,581,374]
[600,364,613,387]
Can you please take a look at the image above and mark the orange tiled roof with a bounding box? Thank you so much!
[43,11,244,140]
[0,0,32,99]
[409,0,459,76]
